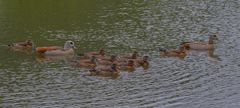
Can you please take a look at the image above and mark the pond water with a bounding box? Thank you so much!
[0,0,240,108]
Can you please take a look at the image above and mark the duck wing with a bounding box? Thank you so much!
[190,41,208,45]
[36,46,62,53]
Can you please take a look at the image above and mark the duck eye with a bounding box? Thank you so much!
[70,42,73,45]
[212,35,217,38]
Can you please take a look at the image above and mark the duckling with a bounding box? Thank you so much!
[119,60,136,72]
[160,46,187,58]
[72,56,97,69]
[89,64,120,76]
[8,39,35,50]
[134,56,150,67]
[84,49,105,59]
[36,40,76,56]
[181,34,218,50]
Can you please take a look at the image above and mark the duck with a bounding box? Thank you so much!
[8,39,35,50]
[72,56,97,69]
[134,56,150,67]
[119,60,136,72]
[181,34,218,50]
[35,40,76,56]
[89,64,120,76]
[84,49,105,59]
[159,46,187,58]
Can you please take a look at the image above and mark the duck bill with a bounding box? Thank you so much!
[73,46,77,49]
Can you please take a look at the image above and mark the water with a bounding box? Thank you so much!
[0,0,240,108]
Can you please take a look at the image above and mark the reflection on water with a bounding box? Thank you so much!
[35,54,74,62]
[1,0,240,108]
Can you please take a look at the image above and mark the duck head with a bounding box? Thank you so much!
[25,39,37,51]
[99,49,105,56]
[209,35,218,44]
[142,56,149,67]
[210,34,218,39]
[90,56,98,64]
[142,56,149,62]
[111,63,119,71]
[132,51,139,59]
[64,41,76,50]
[25,39,34,45]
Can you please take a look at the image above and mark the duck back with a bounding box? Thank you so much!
[189,42,214,50]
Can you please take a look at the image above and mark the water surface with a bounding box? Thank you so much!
[0,0,240,108]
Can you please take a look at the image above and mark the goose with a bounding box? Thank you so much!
[181,34,218,50]
[36,40,76,56]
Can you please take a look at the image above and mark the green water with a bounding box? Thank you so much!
[0,1,112,45]
[1,0,240,107]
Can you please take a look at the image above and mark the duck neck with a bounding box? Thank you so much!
[31,44,36,51]
[179,47,185,52]
[93,61,97,65]
[99,50,105,56]
[141,60,149,67]
[111,65,118,71]
[111,67,117,71]
[143,60,148,64]
[64,45,72,50]
[132,54,137,59]
[91,59,95,63]
[208,37,214,44]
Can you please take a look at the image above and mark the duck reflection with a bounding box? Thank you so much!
[36,54,75,62]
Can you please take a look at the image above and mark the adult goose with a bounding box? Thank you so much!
[181,35,218,50]
[36,40,76,56]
